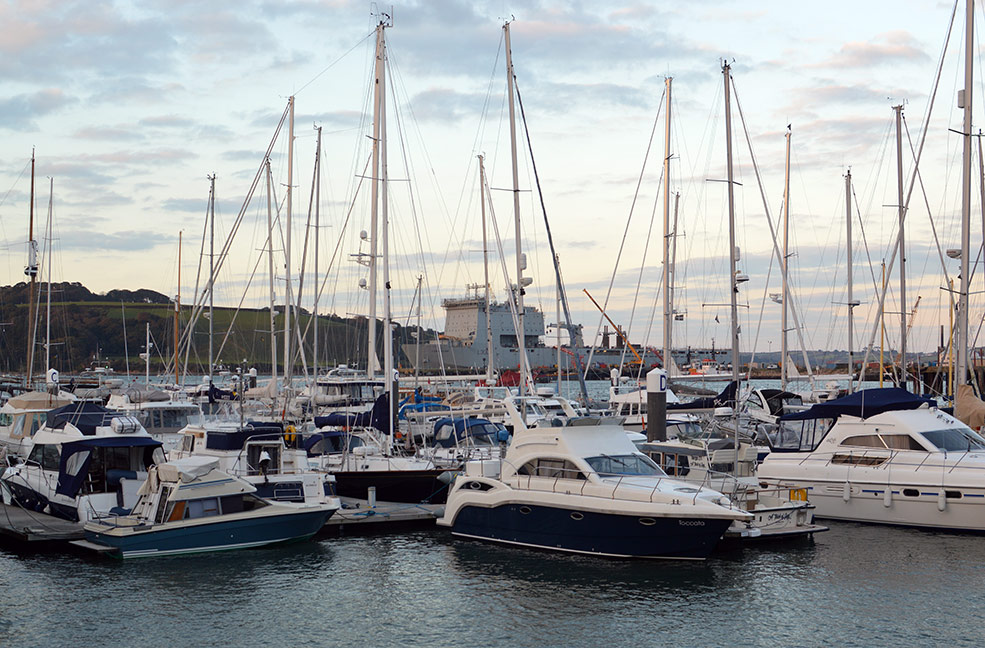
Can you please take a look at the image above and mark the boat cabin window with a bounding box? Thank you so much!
[770,418,833,452]
[841,435,885,448]
[82,445,163,495]
[11,414,41,440]
[880,435,925,451]
[0,413,12,427]
[186,497,221,519]
[585,454,665,477]
[517,458,586,480]
[921,428,985,452]
[649,452,690,477]
[181,435,195,453]
[28,444,61,471]
[668,421,703,439]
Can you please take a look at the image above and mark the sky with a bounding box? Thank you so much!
[0,0,980,361]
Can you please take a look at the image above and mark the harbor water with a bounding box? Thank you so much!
[2,520,984,647]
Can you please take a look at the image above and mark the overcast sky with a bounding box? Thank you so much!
[0,0,979,359]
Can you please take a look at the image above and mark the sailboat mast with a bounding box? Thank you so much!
[313,125,322,381]
[504,21,527,398]
[284,96,295,386]
[893,104,907,389]
[25,150,37,385]
[723,62,741,477]
[208,174,215,385]
[265,158,278,388]
[381,29,394,425]
[367,23,385,378]
[479,154,494,383]
[781,126,791,390]
[44,177,52,374]
[174,231,181,384]
[846,171,855,393]
[957,0,974,389]
[662,77,673,378]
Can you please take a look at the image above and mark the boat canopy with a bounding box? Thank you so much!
[2,390,74,412]
[56,436,162,498]
[204,422,284,451]
[667,381,738,411]
[432,417,508,448]
[314,393,392,434]
[779,388,934,422]
[46,402,116,434]
[158,456,220,483]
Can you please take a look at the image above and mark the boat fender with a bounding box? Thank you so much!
[437,471,457,485]
[938,489,947,512]
[842,482,851,502]
[883,488,892,508]
[284,425,297,444]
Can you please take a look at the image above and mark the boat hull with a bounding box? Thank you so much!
[85,508,333,559]
[449,502,732,559]
[333,469,455,504]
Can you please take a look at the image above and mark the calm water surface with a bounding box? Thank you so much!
[1,521,983,648]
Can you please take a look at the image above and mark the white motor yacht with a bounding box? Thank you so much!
[757,387,985,531]
[438,403,748,559]
[0,390,76,460]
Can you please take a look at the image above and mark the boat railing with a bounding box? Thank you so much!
[783,448,985,475]
[507,464,710,505]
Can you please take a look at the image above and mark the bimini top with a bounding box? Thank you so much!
[46,401,116,434]
[779,387,934,422]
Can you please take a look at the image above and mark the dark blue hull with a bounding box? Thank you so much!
[451,503,732,559]
[85,508,334,558]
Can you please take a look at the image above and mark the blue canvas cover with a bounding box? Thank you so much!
[667,381,739,410]
[56,436,162,498]
[204,422,284,450]
[432,418,508,448]
[779,387,935,422]
[314,393,392,434]
[46,402,114,435]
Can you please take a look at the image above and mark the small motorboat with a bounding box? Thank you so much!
[81,456,337,558]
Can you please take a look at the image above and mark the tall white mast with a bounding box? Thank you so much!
[662,77,673,377]
[208,173,215,385]
[846,170,858,393]
[479,154,494,383]
[957,0,974,389]
[284,96,295,386]
[781,126,791,390]
[723,62,741,476]
[25,150,37,386]
[504,21,527,397]
[313,125,322,381]
[367,23,385,378]
[893,104,907,389]
[265,158,278,388]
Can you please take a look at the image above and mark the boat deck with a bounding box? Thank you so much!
[321,497,442,536]
[0,503,85,542]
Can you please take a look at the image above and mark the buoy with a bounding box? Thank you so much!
[842,482,851,502]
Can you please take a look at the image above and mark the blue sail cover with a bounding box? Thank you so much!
[55,436,162,498]
[779,387,935,422]
[667,381,739,410]
[204,422,284,451]
[46,402,115,435]
[313,393,392,434]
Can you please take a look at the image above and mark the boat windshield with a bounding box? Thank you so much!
[585,454,665,477]
[921,428,985,452]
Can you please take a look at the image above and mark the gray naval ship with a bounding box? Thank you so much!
[402,294,654,374]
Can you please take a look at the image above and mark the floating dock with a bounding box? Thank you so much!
[321,497,442,536]
[0,503,85,542]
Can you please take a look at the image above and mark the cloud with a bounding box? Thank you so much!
[0,89,77,130]
[407,88,487,123]
[72,126,145,141]
[818,31,931,69]
[57,229,178,252]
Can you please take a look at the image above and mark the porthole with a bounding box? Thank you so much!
[946,490,962,499]
[902,488,919,497]
[639,517,656,526]
[519,506,532,515]
[570,512,584,521]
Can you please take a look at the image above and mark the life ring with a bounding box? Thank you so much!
[284,425,297,444]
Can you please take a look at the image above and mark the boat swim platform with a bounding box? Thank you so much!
[0,503,85,543]
[321,497,442,537]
